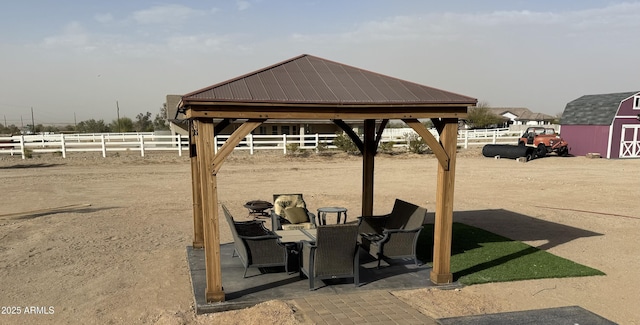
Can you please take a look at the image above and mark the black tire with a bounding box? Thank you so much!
[536,144,547,158]
[558,146,569,157]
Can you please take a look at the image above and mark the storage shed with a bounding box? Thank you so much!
[561,91,640,158]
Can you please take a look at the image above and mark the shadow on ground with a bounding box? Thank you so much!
[188,209,604,314]
[187,243,453,314]
[428,209,604,251]
[0,163,64,169]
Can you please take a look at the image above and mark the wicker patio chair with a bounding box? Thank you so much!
[358,199,427,268]
[271,194,317,231]
[299,224,360,290]
[222,204,289,277]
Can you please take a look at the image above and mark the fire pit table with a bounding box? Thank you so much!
[243,200,273,219]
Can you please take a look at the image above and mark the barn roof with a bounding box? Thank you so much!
[562,91,639,125]
[182,54,476,107]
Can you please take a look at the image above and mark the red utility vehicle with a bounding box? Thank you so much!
[518,127,569,158]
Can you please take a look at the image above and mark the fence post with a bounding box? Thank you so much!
[20,135,25,159]
[283,134,287,154]
[492,131,497,144]
[464,131,469,149]
[101,134,107,158]
[315,134,320,152]
[139,134,145,157]
[61,134,67,158]
[177,134,182,157]
[248,134,254,155]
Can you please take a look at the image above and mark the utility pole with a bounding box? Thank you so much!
[31,107,35,134]
[116,100,120,132]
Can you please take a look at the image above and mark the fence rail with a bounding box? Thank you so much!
[0,129,521,159]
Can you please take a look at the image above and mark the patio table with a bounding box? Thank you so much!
[275,229,317,244]
[275,229,317,272]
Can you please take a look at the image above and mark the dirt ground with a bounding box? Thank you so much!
[1,148,638,324]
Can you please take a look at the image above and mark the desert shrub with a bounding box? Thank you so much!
[406,133,428,154]
[333,133,360,155]
[285,143,310,157]
[315,141,331,156]
[378,141,395,155]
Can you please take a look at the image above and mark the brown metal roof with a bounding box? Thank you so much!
[182,54,476,106]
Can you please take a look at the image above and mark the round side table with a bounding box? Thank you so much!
[316,207,348,225]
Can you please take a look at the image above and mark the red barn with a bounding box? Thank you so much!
[561,91,640,158]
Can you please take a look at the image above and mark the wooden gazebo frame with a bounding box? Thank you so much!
[179,54,477,302]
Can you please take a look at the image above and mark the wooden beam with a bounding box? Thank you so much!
[431,118,445,134]
[185,109,468,120]
[183,101,473,109]
[362,119,376,216]
[333,119,364,153]
[430,118,458,285]
[196,119,225,302]
[403,119,450,170]
[211,119,266,175]
[374,119,389,146]
[190,120,204,249]
[214,118,236,134]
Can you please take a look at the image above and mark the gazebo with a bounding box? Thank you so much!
[178,54,477,302]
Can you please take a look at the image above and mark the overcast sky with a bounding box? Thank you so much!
[1,1,638,126]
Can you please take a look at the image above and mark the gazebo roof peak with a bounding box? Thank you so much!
[182,54,476,106]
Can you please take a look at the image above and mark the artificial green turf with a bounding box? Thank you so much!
[417,223,605,285]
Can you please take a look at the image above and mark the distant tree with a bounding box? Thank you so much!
[111,117,134,132]
[466,101,504,129]
[42,125,60,133]
[62,125,76,132]
[76,119,111,133]
[153,103,169,131]
[33,124,48,133]
[133,112,154,132]
[0,124,20,134]
[386,121,407,128]
[552,112,562,124]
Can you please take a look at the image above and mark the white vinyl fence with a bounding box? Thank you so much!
[0,129,521,159]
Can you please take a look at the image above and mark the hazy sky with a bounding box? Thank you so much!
[1,1,638,126]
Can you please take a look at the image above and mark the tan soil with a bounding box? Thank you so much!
[0,149,638,324]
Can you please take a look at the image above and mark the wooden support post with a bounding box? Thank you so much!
[430,118,458,284]
[362,119,376,216]
[403,119,450,170]
[190,120,204,249]
[197,119,264,303]
[197,119,225,302]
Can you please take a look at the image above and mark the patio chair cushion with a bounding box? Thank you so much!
[274,195,306,216]
[284,206,309,224]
